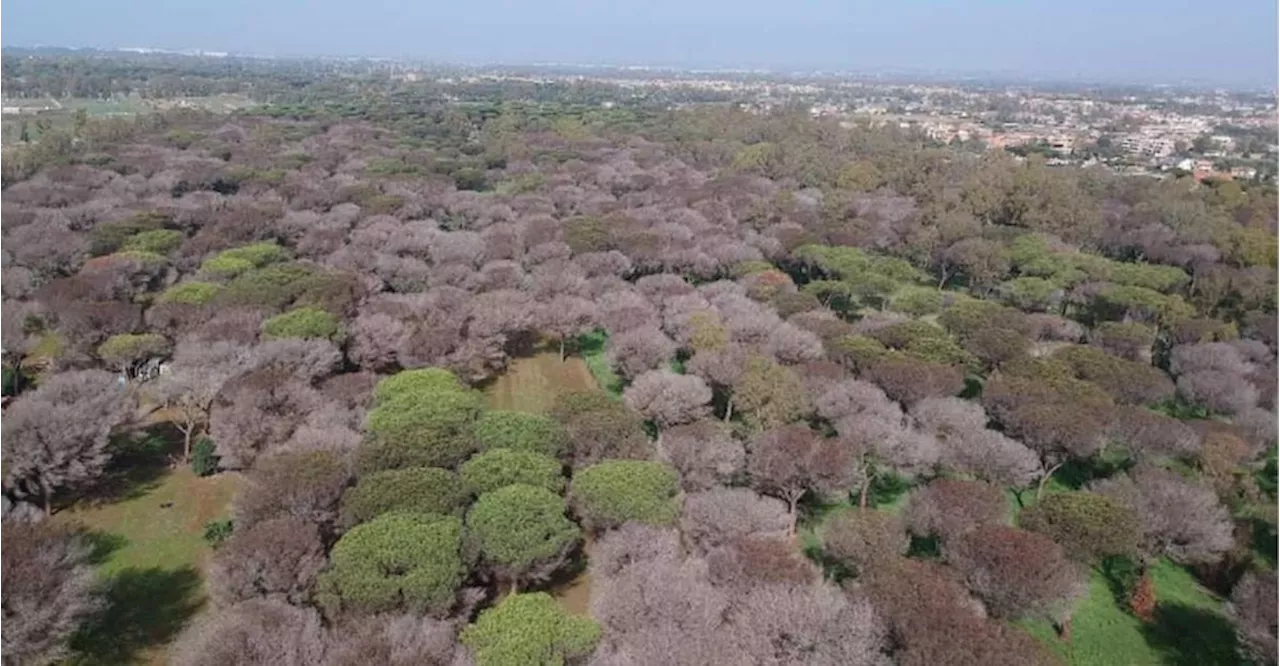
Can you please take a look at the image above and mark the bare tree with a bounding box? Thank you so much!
[747,425,854,535]
[170,599,326,666]
[2,299,46,392]
[2,370,132,513]
[659,419,745,491]
[598,289,658,335]
[536,295,599,361]
[1,521,101,666]
[764,322,825,365]
[623,370,712,429]
[945,525,1086,623]
[1092,465,1234,565]
[726,583,891,666]
[322,614,465,666]
[910,397,1043,488]
[681,487,791,553]
[1228,570,1278,666]
[686,343,748,420]
[904,478,1008,544]
[208,517,327,606]
[590,545,745,666]
[210,366,322,470]
[151,340,251,462]
[606,326,677,380]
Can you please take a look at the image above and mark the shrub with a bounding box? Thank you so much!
[121,229,184,255]
[215,262,321,310]
[569,460,680,530]
[97,333,170,369]
[261,307,343,341]
[191,438,219,477]
[89,211,170,255]
[201,242,288,278]
[472,410,568,458]
[157,281,223,305]
[339,467,468,527]
[460,449,565,496]
[889,286,945,316]
[203,519,234,548]
[317,512,465,615]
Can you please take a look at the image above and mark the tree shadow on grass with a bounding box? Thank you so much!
[1140,602,1241,666]
[68,566,204,665]
[75,425,183,508]
[80,529,129,566]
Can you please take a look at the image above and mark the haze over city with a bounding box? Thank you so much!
[3,0,1278,88]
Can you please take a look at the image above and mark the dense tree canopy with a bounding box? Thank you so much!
[466,484,580,590]
[1,64,1274,666]
[569,460,681,530]
[317,512,467,616]
[461,592,600,666]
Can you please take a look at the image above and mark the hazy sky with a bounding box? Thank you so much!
[4,0,1277,87]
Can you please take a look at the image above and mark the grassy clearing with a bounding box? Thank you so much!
[1021,560,1238,666]
[61,467,242,576]
[54,429,242,665]
[576,331,624,396]
[485,349,598,413]
[483,346,606,614]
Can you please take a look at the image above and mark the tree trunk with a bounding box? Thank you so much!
[42,481,52,516]
[1057,615,1073,643]
[937,269,951,290]
[559,337,566,362]
[181,424,194,464]
[859,463,875,509]
[1037,461,1066,500]
[786,493,801,537]
[723,395,734,422]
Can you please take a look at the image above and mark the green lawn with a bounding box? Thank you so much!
[799,471,1243,666]
[1021,560,1239,666]
[577,330,624,396]
[57,461,241,665]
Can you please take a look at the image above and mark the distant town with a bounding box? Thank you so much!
[3,47,1277,182]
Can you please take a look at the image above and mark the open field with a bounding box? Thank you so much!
[1,94,255,145]
[56,466,241,665]
[485,349,598,413]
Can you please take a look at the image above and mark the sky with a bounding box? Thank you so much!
[4,0,1277,88]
